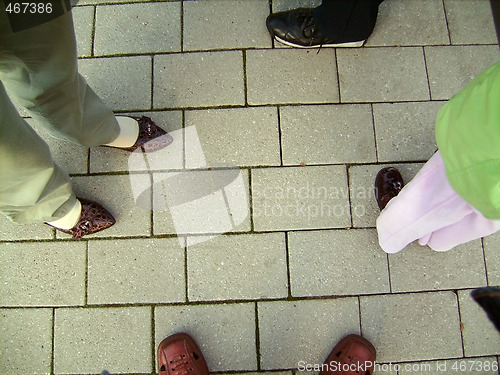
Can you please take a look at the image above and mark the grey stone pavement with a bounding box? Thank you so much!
[2,0,500,374]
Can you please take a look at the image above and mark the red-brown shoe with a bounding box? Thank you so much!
[374,167,404,210]
[157,333,209,375]
[121,116,173,153]
[47,198,116,239]
[320,334,376,375]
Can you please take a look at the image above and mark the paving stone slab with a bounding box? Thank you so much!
[246,49,338,105]
[154,51,245,108]
[78,56,152,111]
[88,238,185,304]
[90,111,182,173]
[76,0,176,4]
[0,215,54,241]
[360,292,463,362]
[484,232,500,285]
[54,307,152,374]
[251,165,351,231]
[0,242,86,307]
[0,308,53,375]
[94,2,181,55]
[187,233,288,301]
[185,107,281,168]
[398,357,499,374]
[76,0,144,3]
[153,169,251,236]
[258,298,360,370]
[155,303,257,372]
[388,239,487,293]
[458,289,500,357]
[425,45,500,100]
[445,0,498,45]
[288,229,390,297]
[366,0,449,46]
[72,5,94,57]
[337,47,429,103]
[271,0,321,12]
[373,101,442,162]
[91,145,157,174]
[348,163,424,228]
[280,104,376,165]
[369,365,399,375]
[183,0,271,51]
[65,174,151,238]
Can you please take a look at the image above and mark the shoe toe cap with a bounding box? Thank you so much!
[266,14,289,37]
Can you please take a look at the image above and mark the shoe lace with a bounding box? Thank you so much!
[295,11,323,52]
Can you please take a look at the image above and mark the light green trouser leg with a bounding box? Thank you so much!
[0,11,120,224]
[0,83,77,224]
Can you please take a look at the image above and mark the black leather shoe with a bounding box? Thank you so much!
[471,287,500,333]
[266,8,365,48]
[375,167,404,210]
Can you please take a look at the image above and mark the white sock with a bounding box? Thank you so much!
[104,117,139,148]
[47,199,82,230]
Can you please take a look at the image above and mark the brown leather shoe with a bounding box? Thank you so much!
[320,334,376,375]
[157,333,209,375]
[122,116,173,153]
[374,167,404,210]
[47,198,116,239]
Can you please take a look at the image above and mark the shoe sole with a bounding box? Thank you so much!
[274,34,365,48]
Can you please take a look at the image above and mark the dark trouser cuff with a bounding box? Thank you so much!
[314,0,383,42]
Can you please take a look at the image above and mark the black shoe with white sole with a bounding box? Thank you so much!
[266,8,365,48]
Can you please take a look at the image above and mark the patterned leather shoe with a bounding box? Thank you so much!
[122,116,173,153]
[48,198,116,239]
[374,167,404,210]
[157,333,209,375]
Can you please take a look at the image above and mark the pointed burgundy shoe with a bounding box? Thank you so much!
[157,333,209,375]
[374,167,404,210]
[320,334,376,375]
[47,198,116,239]
[121,116,173,153]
